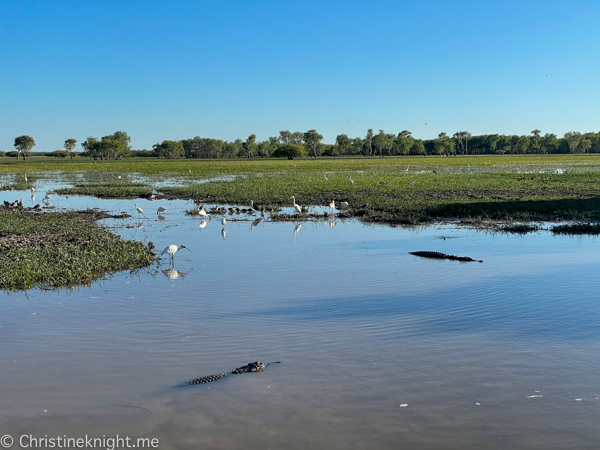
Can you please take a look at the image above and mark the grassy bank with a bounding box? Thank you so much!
[3,155,600,227]
[0,208,156,291]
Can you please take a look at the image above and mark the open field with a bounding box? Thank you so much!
[2,155,600,226]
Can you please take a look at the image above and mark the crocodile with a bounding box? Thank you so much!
[187,361,280,385]
[410,251,483,263]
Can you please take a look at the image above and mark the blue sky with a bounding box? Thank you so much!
[0,0,599,151]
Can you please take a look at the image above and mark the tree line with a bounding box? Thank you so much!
[8,129,600,160]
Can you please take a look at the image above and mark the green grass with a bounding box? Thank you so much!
[3,154,600,226]
[0,208,156,291]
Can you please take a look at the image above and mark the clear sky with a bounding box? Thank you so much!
[1,0,599,151]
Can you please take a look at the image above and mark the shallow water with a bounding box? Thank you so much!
[1,190,600,450]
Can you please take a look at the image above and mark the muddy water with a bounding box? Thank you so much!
[1,191,600,449]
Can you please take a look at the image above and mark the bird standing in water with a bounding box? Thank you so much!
[134,203,145,218]
[161,244,191,265]
[291,196,302,214]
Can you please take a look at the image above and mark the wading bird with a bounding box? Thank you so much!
[349,177,354,185]
[250,200,262,213]
[157,206,167,216]
[291,196,302,214]
[161,244,191,265]
[31,187,35,193]
[221,216,226,226]
[329,200,336,213]
[198,205,211,219]
[324,174,328,181]
[134,203,145,218]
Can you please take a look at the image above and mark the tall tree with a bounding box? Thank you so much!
[105,131,132,158]
[14,135,35,160]
[303,129,323,157]
[365,129,374,156]
[279,130,292,144]
[243,134,257,158]
[64,138,77,159]
[395,130,413,156]
[564,131,582,153]
[335,134,351,156]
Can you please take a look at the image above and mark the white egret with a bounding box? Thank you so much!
[134,203,145,218]
[221,216,226,226]
[329,200,336,213]
[43,194,51,202]
[340,201,348,207]
[161,244,191,264]
[25,174,27,182]
[291,196,302,214]
[324,174,328,181]
[157,206,167,216]
[31,187,35,193]
[349,177,354,185]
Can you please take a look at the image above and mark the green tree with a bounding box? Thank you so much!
[14,135,35,160]
[529,130,541,153]
[153,140,185,159]
[410,139,426,155]
[243,134,257,158]
[105,131,132,158]
[64,138,77,159]
[434,133,455,155]
[271,143,307,160]
[541,133,558,154]
[303,129,323,157]
[564,131,582,153]
[395,130,413,156]
[81,137,98,159]
[365,129,374,156]
[335,134,351,156]
[279,130,292,144]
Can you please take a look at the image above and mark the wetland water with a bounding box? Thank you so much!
[1,190,600,449]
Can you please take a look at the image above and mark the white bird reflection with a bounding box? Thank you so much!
[31,194,35,202]
[157,214,168,221]
[221,227,226,240]
[199,220,208,230]
[329,220,336,229]
[161,268,193,279]
[293,223,302,241]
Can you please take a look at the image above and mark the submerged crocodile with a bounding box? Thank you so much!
[188,361,280,385]
[410,251,483,263]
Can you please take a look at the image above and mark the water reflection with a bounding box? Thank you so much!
[221,227,226,240]
[199,220,208,230]
[293,223,301,240]
[251,217,262,231]
[161,268,193,279]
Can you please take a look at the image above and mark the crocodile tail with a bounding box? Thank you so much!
[188,373,227,385]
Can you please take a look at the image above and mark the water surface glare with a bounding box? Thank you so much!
[1,192,600,449]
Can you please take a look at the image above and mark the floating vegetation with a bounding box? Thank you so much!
[0,208,156,291]
[550,223,600,235]
[499,223,541,234]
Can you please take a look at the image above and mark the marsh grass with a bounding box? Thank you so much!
[55,182,152,198]
[5,155,600,227]
[0,209,155,291]
[550,223,600,235]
